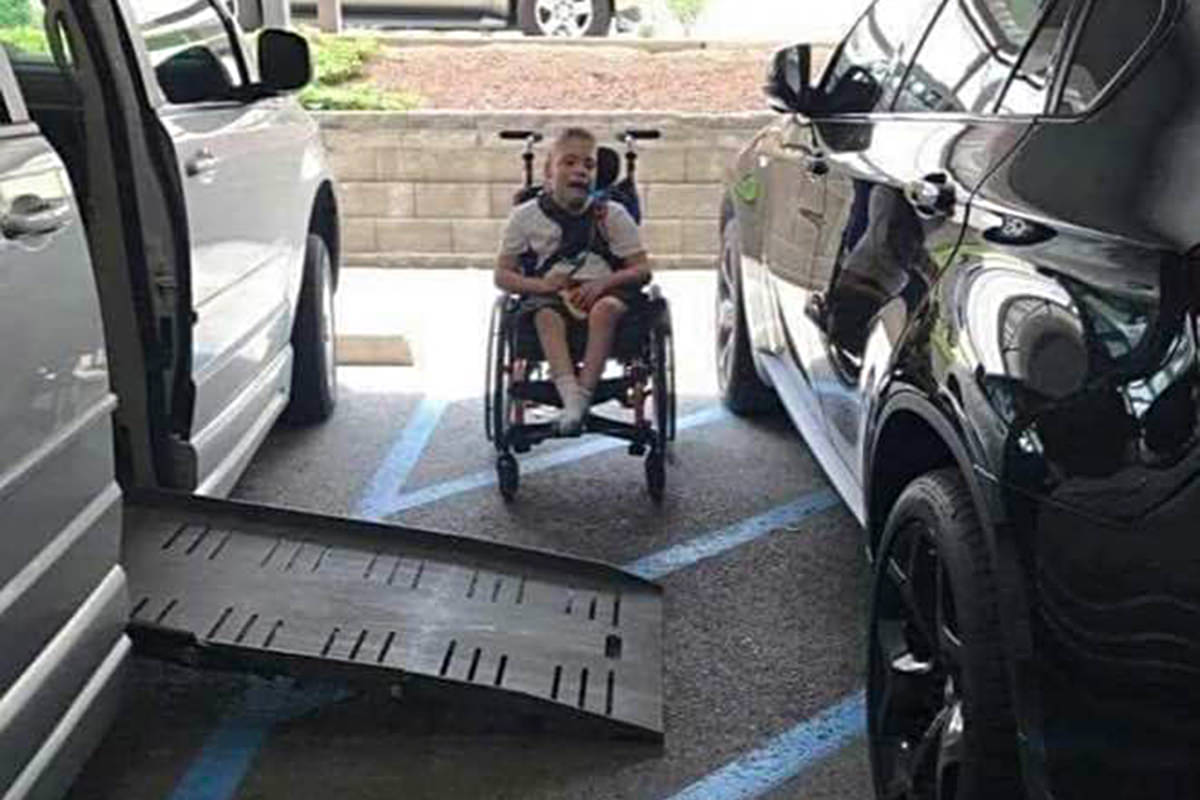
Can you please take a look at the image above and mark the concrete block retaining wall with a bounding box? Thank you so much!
[316,111,775,270]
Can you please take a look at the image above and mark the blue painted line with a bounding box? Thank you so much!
[356,394,450,521]
[625,488,842,580]
[170,394,449,800]
[167,678,347,800]
[664,690,866,800]
[386,405,730,515]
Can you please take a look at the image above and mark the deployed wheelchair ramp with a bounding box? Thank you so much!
[121,490,663,739]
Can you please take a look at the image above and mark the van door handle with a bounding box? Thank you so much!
[905,174,955,218]
[806,154,829,177]
[185,148,218,178]
[2,194,70,238]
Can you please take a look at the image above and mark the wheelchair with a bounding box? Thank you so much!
[484,129,677,502]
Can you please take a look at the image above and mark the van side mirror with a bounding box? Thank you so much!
[763,44,814,114]
[258,29,311,92]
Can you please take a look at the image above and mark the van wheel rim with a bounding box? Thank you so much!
[534,0,593,36]
[869,521,965,800]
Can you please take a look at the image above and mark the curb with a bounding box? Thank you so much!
[373,34,805,52]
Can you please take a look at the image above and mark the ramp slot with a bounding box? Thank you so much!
[312,546,330,573]
[260,538,283,568]
[612,593,621,627]
[263,620,283,649]
[605,634,622,660]
[208,532,231,561]
[578,668,589,709]
[285,541,306,571]
[588,597,597,620]
[516,576,526,604]
[162,523,189,550]
[467,570,479,599]
[439,640,457,676]
[494,655,508,686]
[551,665,562,699]
[208,607,234,640]
[606,670,614,715]
[131,597,149,619]
[377,631,396,664]
[467,648,481,681]
[411,561,425,590]
[364,552,379,580]
[322,627,340,657]
[155,599,178,624]
[185,526,210,555]
[349,629,368,661]
[235,613,259,644]
[565,591,574,615]
[387,557,402,586]
[491,578,503,603]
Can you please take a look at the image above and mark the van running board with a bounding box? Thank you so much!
[121,490,662,740]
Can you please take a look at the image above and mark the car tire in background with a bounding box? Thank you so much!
[716,215,777,415]
[517,0,611,37]
[283,234,338,425]
[867,468,1021,800]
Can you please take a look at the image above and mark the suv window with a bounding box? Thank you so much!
[817,0,939,115]
[894,0,1062,114]
[1056,0,1162,115]
[128,0,245,104]
[994,0,1072,114]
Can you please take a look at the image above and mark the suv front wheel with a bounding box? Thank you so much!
[867,468,1021,800]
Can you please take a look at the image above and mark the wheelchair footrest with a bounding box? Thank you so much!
[505,414,654,451]
[510,377,630,408]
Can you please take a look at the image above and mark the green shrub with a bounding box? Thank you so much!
[299,83,421,112]
[0,0,31,28]
[666,0,705,34]
[0,24,47,55]
[302,28,381,86]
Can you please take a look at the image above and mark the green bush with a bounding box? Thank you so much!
[303,28,381,85]
[0,24,47,55]
[0,0,31,28]
[666,0,705,34]
[299,83,420,112]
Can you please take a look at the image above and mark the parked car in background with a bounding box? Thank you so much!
[718,0,1200,797]
[290,0,645,37]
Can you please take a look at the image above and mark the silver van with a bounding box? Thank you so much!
[0,5,663,796]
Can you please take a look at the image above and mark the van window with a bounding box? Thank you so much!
[894,0,1061,114]
[128,0,245,104]
[994,0,1072,114]
[817,0,939,115]
[1056,0,1162,114]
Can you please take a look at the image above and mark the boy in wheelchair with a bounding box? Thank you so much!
[494,126,651,436]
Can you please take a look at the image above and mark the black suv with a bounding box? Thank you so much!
[716,1,1200,798]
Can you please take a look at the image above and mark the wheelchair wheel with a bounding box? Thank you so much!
[645,450,665,503]
[488,300,512,452]
[647,317,671,502]
[497,454,519,501]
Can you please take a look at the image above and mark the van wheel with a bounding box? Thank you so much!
[517,0,610,37]
[716,215,777,415]
[868,469,1020,800]
[283,234,337,425]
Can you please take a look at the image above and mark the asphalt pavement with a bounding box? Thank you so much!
[65,269,875,800]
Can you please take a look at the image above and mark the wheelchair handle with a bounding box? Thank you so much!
[623,129,661,141]
[500,130,544,143]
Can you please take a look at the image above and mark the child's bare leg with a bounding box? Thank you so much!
[534,308,585,434]
[578,296,628,392]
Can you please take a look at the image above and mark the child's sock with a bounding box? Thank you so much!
[556,380,591,436]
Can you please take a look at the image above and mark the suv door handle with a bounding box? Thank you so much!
[905,174,955,218]
[2,194,70,238]
[806,155,829,177]
[185,148,218,178]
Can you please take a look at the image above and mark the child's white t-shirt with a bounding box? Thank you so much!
[498,196,644,281]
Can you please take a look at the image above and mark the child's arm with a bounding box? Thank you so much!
[494,253,568,295]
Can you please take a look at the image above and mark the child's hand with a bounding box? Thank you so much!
[541,273,571,293]
[574,279,609,310]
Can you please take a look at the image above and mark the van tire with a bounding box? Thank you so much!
[283,234,337,425]
[517,0,610,37]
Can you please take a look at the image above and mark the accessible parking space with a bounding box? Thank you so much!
[66,269,875,800]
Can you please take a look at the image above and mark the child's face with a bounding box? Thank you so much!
[547,138,596,210]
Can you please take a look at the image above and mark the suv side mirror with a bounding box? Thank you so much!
[763,44,813,114]
[259,29,311,92]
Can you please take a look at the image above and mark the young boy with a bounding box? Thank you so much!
[494,127,651,435]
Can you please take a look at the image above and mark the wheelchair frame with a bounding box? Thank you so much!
[484,129,677,502]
